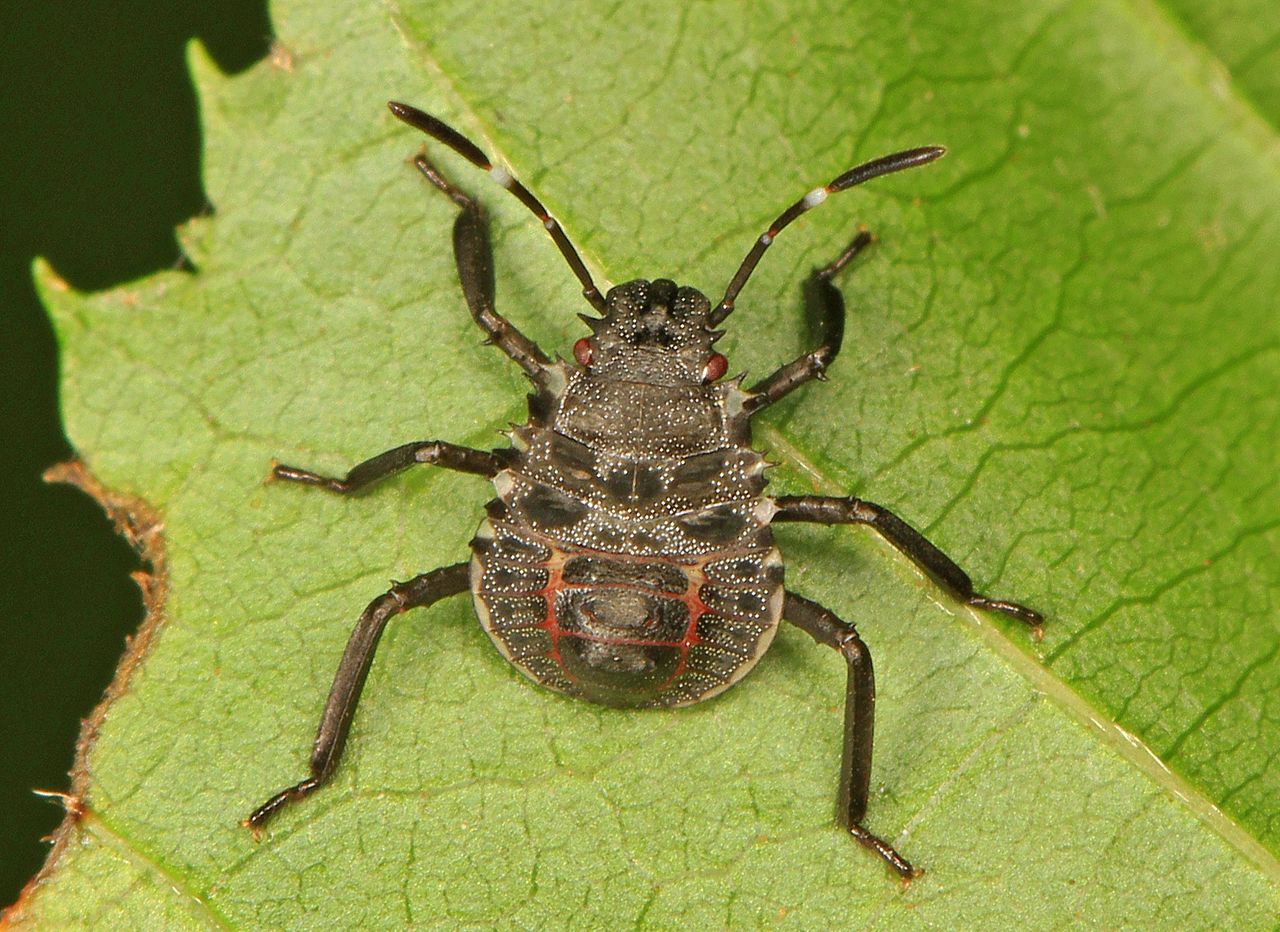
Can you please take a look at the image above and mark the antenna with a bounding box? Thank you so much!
[709,146,945,326]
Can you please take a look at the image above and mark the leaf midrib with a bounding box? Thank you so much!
[1145,0,1280,144]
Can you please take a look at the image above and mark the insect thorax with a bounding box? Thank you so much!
[470,358,784,708]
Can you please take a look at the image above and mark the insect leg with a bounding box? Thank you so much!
[389,100,607,314]
[271,441,505,495]
[742,231,873,415]
[783,590,918,879]
[244,562,470,833]
[773,495,1043,632]
[406,152,555,381]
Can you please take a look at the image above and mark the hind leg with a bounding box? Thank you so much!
[784,590,918,879]
[244,562,470,832]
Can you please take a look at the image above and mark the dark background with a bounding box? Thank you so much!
[0,2,271,906]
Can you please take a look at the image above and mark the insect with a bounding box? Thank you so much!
[244,100,1043,878]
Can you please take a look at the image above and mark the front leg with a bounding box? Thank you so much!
[774,495,1043,633]
[743,231,872,416]
[784,591,919,879]
[272,440,506,495]
[411,153,554,381]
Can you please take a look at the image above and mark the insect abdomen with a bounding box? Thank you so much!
[471,519,783,707]
[470,378,783,707]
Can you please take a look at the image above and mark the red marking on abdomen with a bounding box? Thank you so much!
[529,554,713,690]
[482,521,774,699]
[662,563,711,688]
[533,551,571,680]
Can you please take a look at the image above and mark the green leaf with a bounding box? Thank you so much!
[12,0,1280,926]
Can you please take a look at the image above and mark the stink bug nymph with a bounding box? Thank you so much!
[244,101,1043,879]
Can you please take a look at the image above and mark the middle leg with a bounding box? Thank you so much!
[272,440,506,495]
[774,495,1043,632]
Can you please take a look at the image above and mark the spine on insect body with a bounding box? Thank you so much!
[471,360,784,708]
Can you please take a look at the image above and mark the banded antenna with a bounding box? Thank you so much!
[388,101,608,313]
[710,146,946,327]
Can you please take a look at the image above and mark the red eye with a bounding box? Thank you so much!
[573,337,593,367]
[701,353,728,383]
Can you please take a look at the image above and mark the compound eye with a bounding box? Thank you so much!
[701,353,728,383]
[573,337,593,367]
